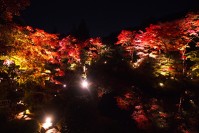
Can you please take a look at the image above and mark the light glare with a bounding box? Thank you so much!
[81,80,88,88]
[63,84,67,88]
[159,82,164,87]
[42,117,52,129]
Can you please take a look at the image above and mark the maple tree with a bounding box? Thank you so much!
[152,54,183,78]
[114,13,199,132]
[0,1,199,132]
[58,35,81,70]
[0,24,109,86]
[81,37,106,65]
[115,89,171,131]
[116,89,150,130]
[116,12,199,78]
[58,36,108,82]
[0,5,198,132]
[0,25,61,85]
[115,87,199,132]
[58,36,106,66]
[182,12,199,78]
[116,30,137,61]
[186,50,199,78]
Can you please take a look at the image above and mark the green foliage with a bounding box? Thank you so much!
[186,50,199,77]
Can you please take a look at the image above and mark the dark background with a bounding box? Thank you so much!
[20,0,199,37]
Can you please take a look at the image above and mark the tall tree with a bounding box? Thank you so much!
[116,12,199,76]
[0,25,61,85]
[73,19,90,41]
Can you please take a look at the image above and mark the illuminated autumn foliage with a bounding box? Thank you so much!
[81,37,105,65]
[116,90,151,130]
[0,25,60,84]
[58,35,81,66]
[131,105,150,129]
[116,12,199,78]
[0,4,199,132]
[0,23,108,85]
[152,54,182,77]
[115,89,174,130]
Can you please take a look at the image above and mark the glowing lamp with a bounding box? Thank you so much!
[81,80,89,88]
[159,82,164,87]
[25,109,30,115]
[63,84,67,88]
[42,117,53,129]
[3,59,14,66]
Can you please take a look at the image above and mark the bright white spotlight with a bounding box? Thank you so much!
[63,84,67,88]
[81,80,89,88]
[42,117,53,129]
[159,82,164,87]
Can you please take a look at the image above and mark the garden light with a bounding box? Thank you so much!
[159,82,164,87]
[63,84,67,88]
[81,79,89,88]
[42,117,53,129]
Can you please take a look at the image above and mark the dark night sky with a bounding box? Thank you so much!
[20,0,199,37]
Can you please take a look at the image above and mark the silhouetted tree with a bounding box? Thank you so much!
[0,0,30,22]
[73,19,90,41]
